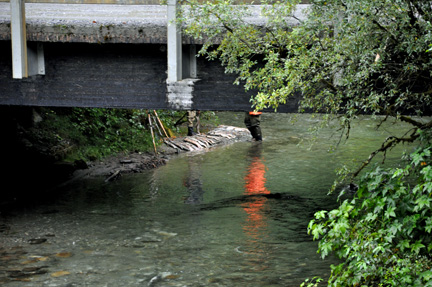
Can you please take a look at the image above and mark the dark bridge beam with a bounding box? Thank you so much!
[0,41,299,112]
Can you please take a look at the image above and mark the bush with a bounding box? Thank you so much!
[35,108,189,161]
[307,131,432,286]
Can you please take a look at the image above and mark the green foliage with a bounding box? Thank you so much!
[300,277,324,287]
[39,108,186,161]
[67,108,153,159]
[179,0,432,127]
[308,131,432,286]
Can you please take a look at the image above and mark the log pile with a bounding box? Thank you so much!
[163,125,250,152]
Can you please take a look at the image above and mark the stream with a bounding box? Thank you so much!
[0,112,415,286]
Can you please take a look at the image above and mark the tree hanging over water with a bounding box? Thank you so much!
[177,0,432,285]
[179,0,432,170]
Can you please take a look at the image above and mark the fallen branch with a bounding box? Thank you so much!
[352,128,419,178]
[148,112,158,155]
[153,110,170,138]
[105,170,121,182]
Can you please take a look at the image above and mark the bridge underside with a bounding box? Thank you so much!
[0,41,299,112]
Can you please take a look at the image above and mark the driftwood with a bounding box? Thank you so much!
[147,113,157,155]
[105,170,121,182]
[162,125,250,152]
[153,110,170,138]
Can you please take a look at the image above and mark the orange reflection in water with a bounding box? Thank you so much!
[243,157,270,228]
[241,151,271,271]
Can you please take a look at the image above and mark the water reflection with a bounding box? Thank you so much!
[183,155,204,204]
[1,113,417,287]
[241,142,271,271]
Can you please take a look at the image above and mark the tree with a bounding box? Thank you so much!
[179,0,432,174]
[177,0,432,285]
[307,131,432,286]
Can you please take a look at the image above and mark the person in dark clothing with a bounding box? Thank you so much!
[187,110,200,136]
[244,111,262,141]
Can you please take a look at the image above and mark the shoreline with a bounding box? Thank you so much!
[70,125,251,182]
[0,125,251,211]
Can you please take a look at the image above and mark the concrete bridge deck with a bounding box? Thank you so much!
[0,2,307,112]
[0,3,307,44]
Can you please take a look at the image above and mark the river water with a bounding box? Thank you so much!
[1,113,415,286]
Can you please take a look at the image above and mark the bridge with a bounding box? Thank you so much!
[0,1,307,112]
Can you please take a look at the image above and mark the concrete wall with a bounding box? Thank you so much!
[0,41,299,112]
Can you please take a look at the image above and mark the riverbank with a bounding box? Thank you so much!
[0,119,250,211]
[59,125,251,185]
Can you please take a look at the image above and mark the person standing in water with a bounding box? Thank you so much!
[244,111,262,141]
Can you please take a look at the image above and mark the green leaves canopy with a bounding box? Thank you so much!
[179,0,432,121]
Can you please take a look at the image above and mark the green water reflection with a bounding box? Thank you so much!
[2,113,418,287]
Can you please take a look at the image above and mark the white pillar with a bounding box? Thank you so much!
[167,0,182,82]
[189,44,197,78]
[10,0,27,79]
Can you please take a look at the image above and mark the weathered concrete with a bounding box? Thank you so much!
[0,3,306,112]
[0,4,168,43]
[167,0,182,81]
[0,3,308,44]
[10,0,27,78]
[0,41,301,112]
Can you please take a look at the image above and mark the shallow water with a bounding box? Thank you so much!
[0,113,416,286]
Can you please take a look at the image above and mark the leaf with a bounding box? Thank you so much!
[420,270,432,281]
[425,217,432,233]
[314,210,328,220]
[411,241,425,255]
[384,206,396,218]
[414,195,431,211]
[365,212,377,222]
[373,245,385,254]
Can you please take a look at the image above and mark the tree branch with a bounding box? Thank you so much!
[400,116,432,129]
[352,128,419,178]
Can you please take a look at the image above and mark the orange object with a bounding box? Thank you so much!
[249,111,262,115]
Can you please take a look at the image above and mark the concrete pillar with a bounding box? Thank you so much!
[167,0,182,82]
[182,44,197,78]
[189,44,197,78]
[27,42,45,76]
[10,0,27,79]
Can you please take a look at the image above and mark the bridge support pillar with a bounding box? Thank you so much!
[182,44,197,79]
[167,1,198,110]
[167,78,199,110]
[27,42,45,76]
[10,0,27,79]
[10,0,45,79]
[167,0,182,82]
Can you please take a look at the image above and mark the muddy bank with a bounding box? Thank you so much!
[72,125,251,182]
